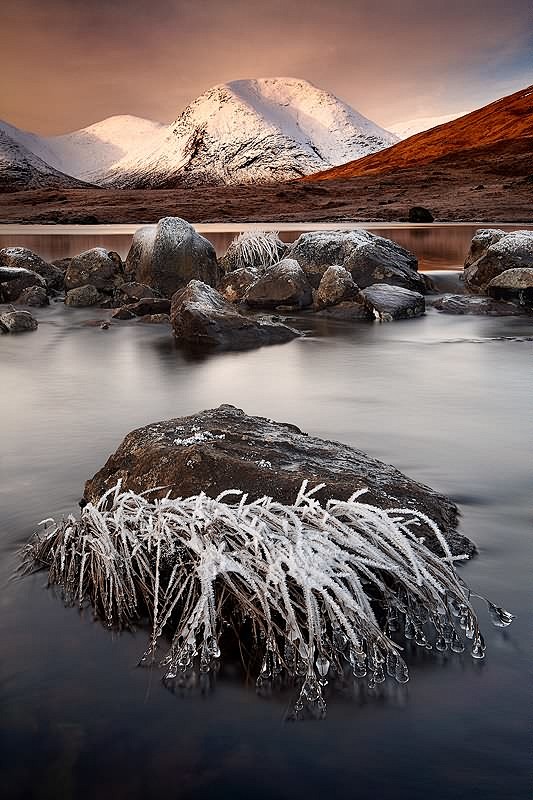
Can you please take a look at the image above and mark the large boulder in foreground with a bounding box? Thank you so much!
[464,229,506,268]
[463,230,533,293]
[0,247,63,291]
[361,284,425,321]
[244,259,312,309]
[288,230,425,293]
[65,248,124,293]
[126,217,220,298]
[83,405,473,557]
[170,280,299,351]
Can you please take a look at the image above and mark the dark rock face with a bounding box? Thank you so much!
[315,299,373,321]
[0,247,63,291]
[407,206,434,223]
[111,307,136,320]
[218,267,259,303]
[487,267,533,305]
[15,285,49,307]
[431,294,529,316]
[315,265,358,309]
[288,230,424,293]
[463,230,533,292]
[138,313,170,324]
[83,404,474,558]
[65,248,124,293]
[0,267,46,302]
[126,217,220,298]
[361,284,425,321]
[170,280,299,351]
[65,285,101,307]
[244,259,313,309]
[0,309,38,332]
[126,297,171,316]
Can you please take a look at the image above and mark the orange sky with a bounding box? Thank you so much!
[0,0,531,134]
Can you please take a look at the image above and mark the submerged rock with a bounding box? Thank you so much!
[65,284,101,307]
[315,265,359,309]
[244,259,313,309]
[487,268,533,305]
[65,248,124,293]
[126,217,220,297]
[361,284,425,321]
[170,280,299,351]
[0,247,63,291]
[463,230,533,292]
[83,404,474,557]
[0,308,38,332]
[288,229,424,293]
[431,294,529,316]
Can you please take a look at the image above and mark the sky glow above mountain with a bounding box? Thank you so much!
[0,0,531,134]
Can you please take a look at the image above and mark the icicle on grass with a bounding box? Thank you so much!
[18,481,514,719]
[226,231,284,271]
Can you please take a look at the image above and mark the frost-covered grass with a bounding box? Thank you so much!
[223,231,285,271]
[19,481,513,719]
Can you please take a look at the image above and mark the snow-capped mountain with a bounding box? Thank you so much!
[0,78,398,190]
[389,111,469,140]
[0,127,86,191]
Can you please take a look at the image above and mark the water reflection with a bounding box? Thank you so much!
[1,222,532,270]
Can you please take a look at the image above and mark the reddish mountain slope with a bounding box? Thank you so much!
[305,85,533,181]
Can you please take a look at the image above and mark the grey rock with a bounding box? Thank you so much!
[83,404,474,558]
[314,299,373,321]
[170,280,300,351]
[218,267,259,303]
[463,230,533,292]
[0,309,38,332]
[244,259,313,309]
[487,267,533,305]
[288,229,424,292]
[65,285,101,307]
[464,228,506,268]
[65,248,124,293]
[315,265,358,309]
[15,285,49,307]
[431,294,529,316]
[361,284,425,321]
[126,217,220,298]
[0,267,47,302]
[0,247,63,291]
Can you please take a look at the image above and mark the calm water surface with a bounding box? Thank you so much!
[1,221,533,269]
[0,228,531,800]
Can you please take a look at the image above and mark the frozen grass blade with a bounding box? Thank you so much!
[19,482,513,719]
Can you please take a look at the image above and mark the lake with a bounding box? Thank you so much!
[0,225,531,800]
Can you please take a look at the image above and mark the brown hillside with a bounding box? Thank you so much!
[305,85,533,181]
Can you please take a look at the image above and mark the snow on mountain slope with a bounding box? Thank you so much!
[0,78,398,190]
[100,78,399,187]
[389,111,469,139]
[0,127,86,191]
[0,116,166,183]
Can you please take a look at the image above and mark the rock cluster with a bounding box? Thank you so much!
[434,229,533,317]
